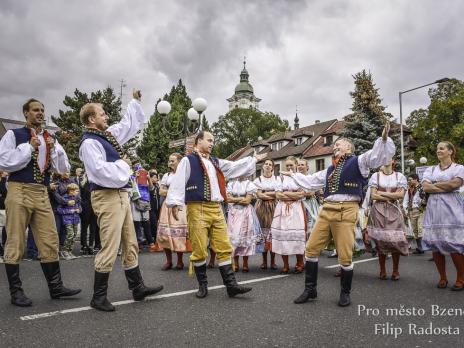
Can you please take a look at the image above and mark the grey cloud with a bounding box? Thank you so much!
[0,0,462,130]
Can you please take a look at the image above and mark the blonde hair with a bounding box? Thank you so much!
[285,156,299,166]
[79,103,103,125]
[67,183,79,193]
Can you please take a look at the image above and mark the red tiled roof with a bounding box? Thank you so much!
[303,137,334,158]
[227,144,253,161]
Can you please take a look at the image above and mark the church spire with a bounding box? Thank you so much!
[294,106,300,130]
[240,56,249,83]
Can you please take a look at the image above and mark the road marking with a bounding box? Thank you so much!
[20,274,289,321]
[324,257,378,269]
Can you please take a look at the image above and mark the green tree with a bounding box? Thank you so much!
[137,79,192,173]
[407,78,464,164]
[340,70,394,153]
[211,108,289,158]
[201,115,211,132]
[51,87,122,169]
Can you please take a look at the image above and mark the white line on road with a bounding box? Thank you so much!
[20,274,289,321]
[324,257,378,269]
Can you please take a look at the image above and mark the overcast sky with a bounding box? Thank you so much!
[1,0,462,129]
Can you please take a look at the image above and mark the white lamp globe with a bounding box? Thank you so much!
[187,107,199,121]
[156,100,171,115]
[419,157,427,164]
[407,159,415,166]
[193,98,207,113]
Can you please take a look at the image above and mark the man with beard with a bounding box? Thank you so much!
[79,89,163,312]
[0,98,81,307]
[166,131,266,299]
[290,122,395,307]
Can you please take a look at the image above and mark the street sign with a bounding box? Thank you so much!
[168,138,185,149]
[185,134,196,154]
[415,165,430,181]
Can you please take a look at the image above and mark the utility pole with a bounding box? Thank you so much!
[119,78,126,113]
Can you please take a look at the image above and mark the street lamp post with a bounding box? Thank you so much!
[156,97,208,148]
[398,78,450,173]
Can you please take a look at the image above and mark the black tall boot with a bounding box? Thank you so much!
[5,264,32,307]
[413,238,424,254]
[194,264,208,298]
[218,263,252,297]
[338,268,353,307]
[294,261,318,304]
[124,266,163,301]
[40,262,82,299]
[90,271,115,312]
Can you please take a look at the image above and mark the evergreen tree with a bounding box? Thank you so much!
[340,70,402,166]
[51,87,122,169]
[211,108,289,158]
[201,115,211,132]
[407,78,464,164]
[137,79,192,173]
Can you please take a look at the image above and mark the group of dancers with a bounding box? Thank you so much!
[0,89,462,312]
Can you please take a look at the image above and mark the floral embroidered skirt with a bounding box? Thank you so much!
[156,202,191,252]
[367,201,409,256]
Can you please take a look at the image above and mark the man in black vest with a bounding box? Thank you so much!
[79,89,163,312]
[0,99,81,307]
[166,131,266,299]
[291,122,395,306]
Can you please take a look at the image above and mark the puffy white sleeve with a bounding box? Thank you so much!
[246,181,258,195]
[165,157,191,207]
[0,130,33,172]
[107,99,147,146]
[275,176,283,192]
[218,156,257,180]
[421,166,434,183]
[226,180,234,194]
[397,173,408,190]
[252,177,262,190]
[368,173,378,188]
[453,164,464,181]
[291,170,326,191]
[357,137,396,177]
[79,139,131,188]
[160,173,169,187]
[49,140,70,174]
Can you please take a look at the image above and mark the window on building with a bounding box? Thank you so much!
[271,143,277,151]
[316,159,325,171]
[325,135,333,146]
[278,142,283,150]
[295,137,302,145]
[274,164,280,176]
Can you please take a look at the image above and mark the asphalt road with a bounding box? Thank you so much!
[0,250,463,347]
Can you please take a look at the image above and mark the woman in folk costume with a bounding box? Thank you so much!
[297,159,320,240]
[422,141,464,290]
[271,156,307,274]
[157,153,190,270]
[227,177,261,272]
[253,159,279,270]
[367,159,408,280]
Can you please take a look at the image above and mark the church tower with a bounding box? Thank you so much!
[227,58,262,110]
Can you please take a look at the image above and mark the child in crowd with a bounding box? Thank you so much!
[57,183,82,260]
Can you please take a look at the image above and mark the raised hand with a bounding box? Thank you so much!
[30,129,41,150]
[254,153,267,162]
[45,136,55,150]
[132,89,142,101]
[382,121,390,141]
